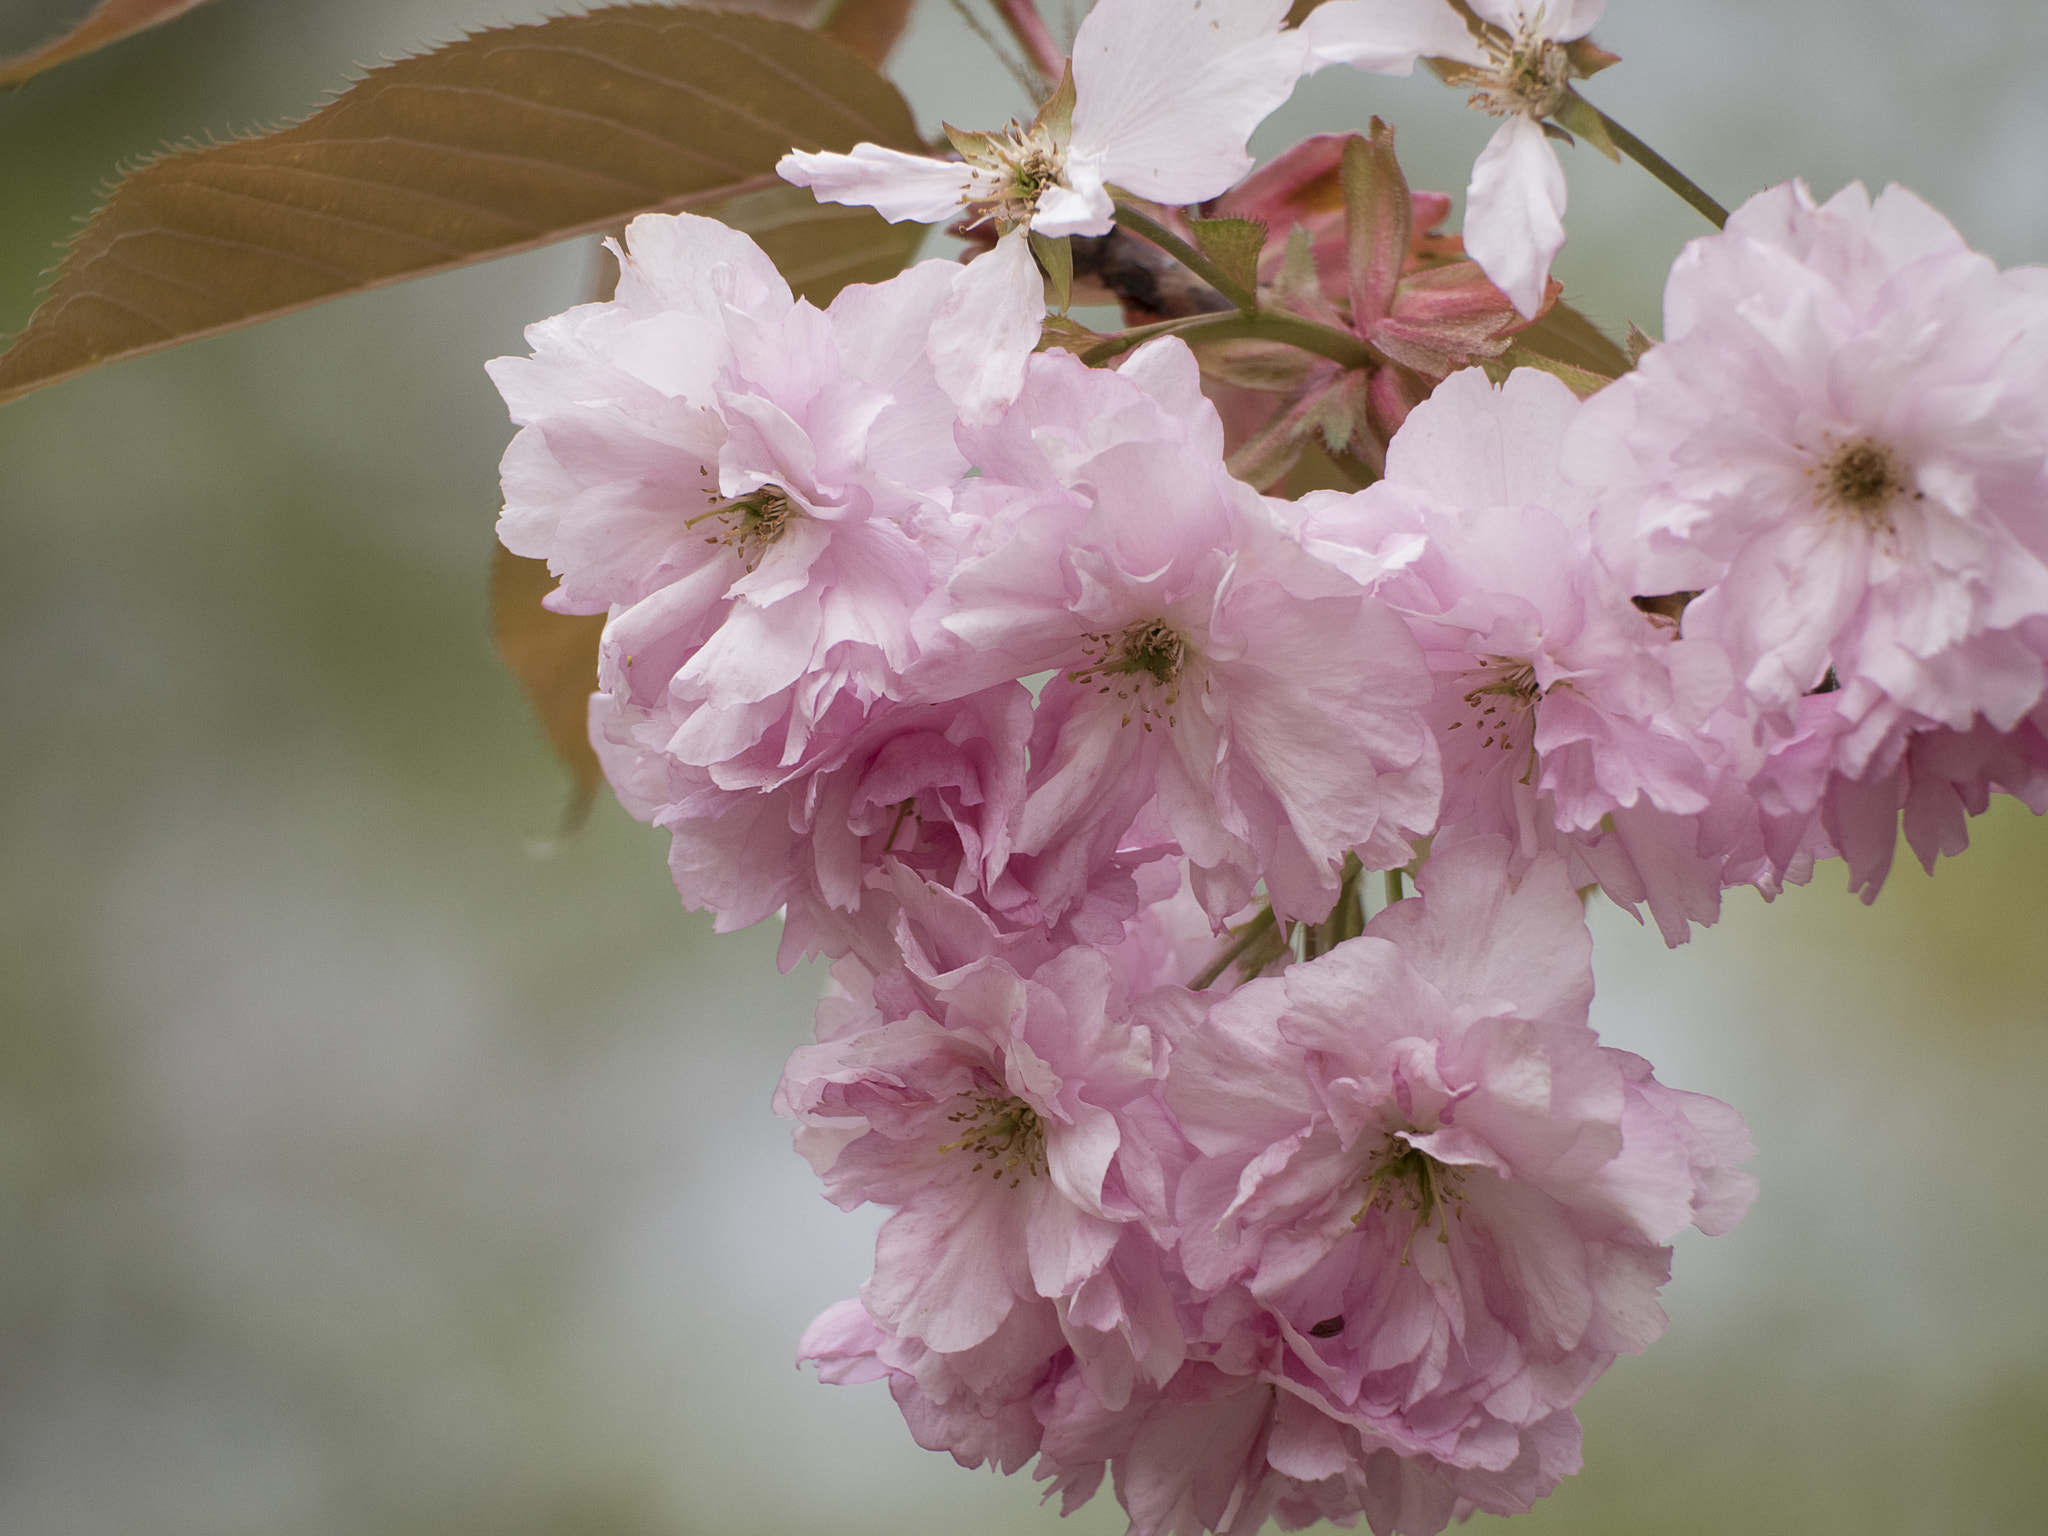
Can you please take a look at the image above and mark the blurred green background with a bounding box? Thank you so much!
[1,2,2045,1533]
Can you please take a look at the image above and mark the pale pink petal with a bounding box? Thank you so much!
[1031,154,1115,239]
[1468,0,1606,41]
[777,144,974,223]
[1069,0,1306,207]
[931,229,1043,424]
[611,211,789,321]
[1300,0,1486,74]
[1464,115,1568,320]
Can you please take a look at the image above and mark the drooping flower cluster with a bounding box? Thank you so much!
[790,840,1752,1535]
[488,2,2048,1529]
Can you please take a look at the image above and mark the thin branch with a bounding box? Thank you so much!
[1192,907,1276,991]
[1111,202,1259,314]
[1080,307,1376,371]
[1586,102,1728,229]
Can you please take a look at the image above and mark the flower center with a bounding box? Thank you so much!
[1455,23,1575,120]
[958,123,1068,232]
[688,484,797,570]
[1818,437,1906,526]
[1356,1134,1467,1263]
[940,1093,1047,1189]
[1450,656,1544,756]
[1070,619,1190,732]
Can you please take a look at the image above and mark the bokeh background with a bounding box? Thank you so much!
[3,1,2046,1533]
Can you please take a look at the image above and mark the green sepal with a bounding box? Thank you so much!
[1186,217,1267,306]
[1625,321,1657,363]
[1040,311,1106,353]
[1031,59,1077,141]
[1550,91,1619,162]
[1565,37,1622,77]
[1493,347,1615,398]
[942,121,998,163]
[1031,229,1074,311]
[1273,224,1322,315]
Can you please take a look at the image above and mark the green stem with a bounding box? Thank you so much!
[1384,868,1405,907]
[1111,202,1259,314]
[1191,906,1276,991]
[1587,104,1728,229]
[1081,309,1375,372]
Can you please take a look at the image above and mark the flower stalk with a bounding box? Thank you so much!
[1585,102,1728,228]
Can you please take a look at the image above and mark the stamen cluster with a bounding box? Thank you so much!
[1455,22,1574,120]
[687,484,796,570]
[942,1092,1048,1185]
[956,122,1069,231]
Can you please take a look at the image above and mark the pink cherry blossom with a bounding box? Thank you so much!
[937,338,1440,926]
[774,896,1182,1363]
[1290,367,1740,942]
[490,212,978,791]
[1571,180,2048,894]
[591,683,1033,966]
[801,1296,1065,1474]
[1165,838,1753,1480]
[1303,0,1613,317]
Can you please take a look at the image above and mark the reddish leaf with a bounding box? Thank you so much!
[491,547,609,840]
[820,0,921,65]
[0,4,923,406]
[0,0,218,86]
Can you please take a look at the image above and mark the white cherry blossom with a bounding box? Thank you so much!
[778,0,1306,417]
[1304,0,1612,317]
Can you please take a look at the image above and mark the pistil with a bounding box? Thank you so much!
[1356,1133,1467,1263]
[1070,619,1190,731]
[956,122,1068,232]
[1818,437,1908,528]
[688,484,797,570]
[940,1093,1048,1189]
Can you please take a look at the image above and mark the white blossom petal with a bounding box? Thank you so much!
[1299,0,1486,74]
[1464,113,1567,320]
[1032,154,1115,239]
[777,143,975,224]
[930,227,1044,425]
[1468,0,1607,42]
[1068,0,1306,207]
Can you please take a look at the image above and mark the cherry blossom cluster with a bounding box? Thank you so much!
[489,0,2048,1530]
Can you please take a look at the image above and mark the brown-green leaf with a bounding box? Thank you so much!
[0,4,923,406]
[711,181,925,302]
[0,0,217,87]
[819,0,921,66]
[1506,301,1634,381]
[491,546,609,841]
